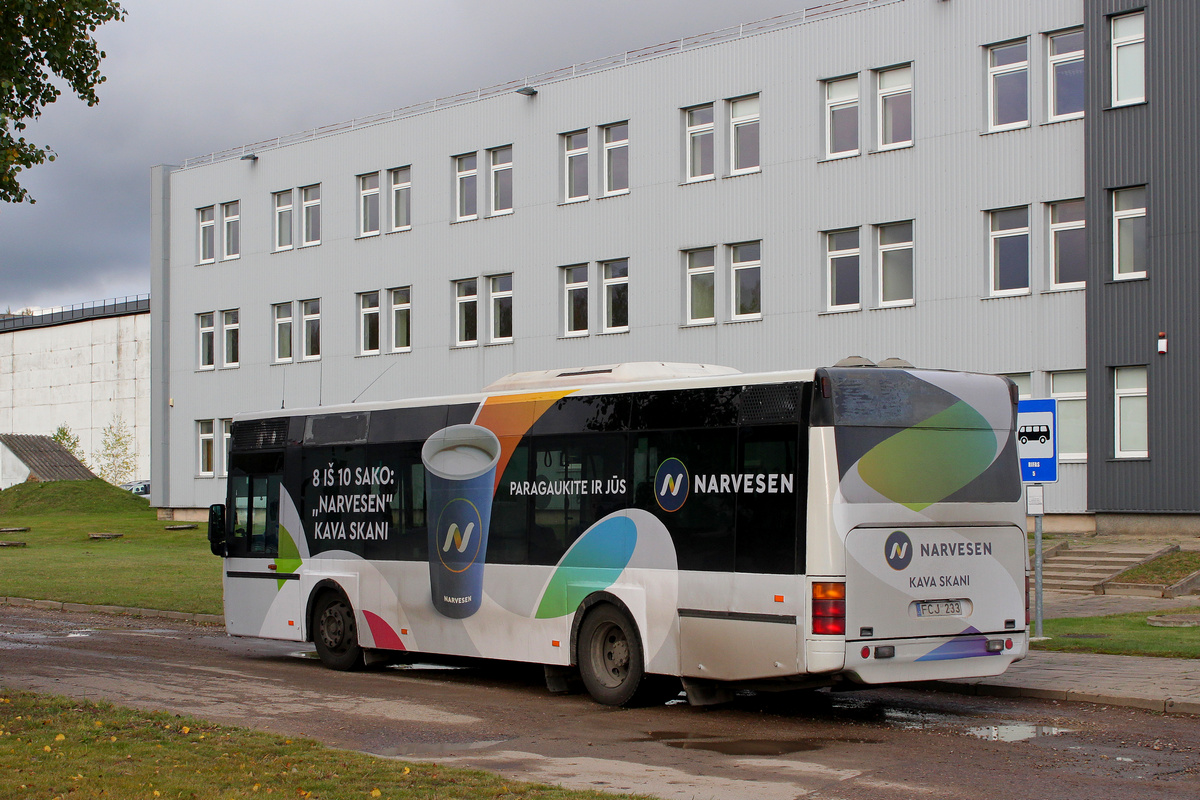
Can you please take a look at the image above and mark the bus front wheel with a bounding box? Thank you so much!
[313,592,364,671]
[578,604,648,706]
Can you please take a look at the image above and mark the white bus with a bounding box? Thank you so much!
[208,361,1028,706]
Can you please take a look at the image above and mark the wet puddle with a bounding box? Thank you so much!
[966,724,1074,741]
[636,731,878,756]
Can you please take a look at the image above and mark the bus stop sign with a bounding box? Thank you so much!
[1016,398,1058,484]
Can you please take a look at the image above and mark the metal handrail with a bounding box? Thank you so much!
[0,294,151,332]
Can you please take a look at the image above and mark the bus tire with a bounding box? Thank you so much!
[578,604,649,707]
[312,591,364,671]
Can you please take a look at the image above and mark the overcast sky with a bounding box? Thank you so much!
[0,0,808,312]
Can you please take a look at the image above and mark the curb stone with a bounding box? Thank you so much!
[0,595,224,626]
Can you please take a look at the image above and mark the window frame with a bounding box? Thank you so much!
[1114,366,1148,459]
[685,104,715,182]
[877,65,913,150]
[685,247,716,325]
[301,298,321,360]
[878,221,915,307]
[987,39,1030,132]
[221,309,239,368]
[602,122,629,196]
[729,95,761,175]
[273,302,293,364]
[1049,198,1087,289]
[359,291,380,355]
[489,274,513,344]
[391,287,412,352]
[1111,11,1145,107]
[455,154,478,221]
[825,76,860,158]
[1112,186,1147,280]
[197,312,215,370]
[730,241,762,321]
[221,419,233,477]
[563,130,589,202]
[562,265,589,337]
[1047,28,1085,122]
[301,184,321,246]
[390,166,412,231]
[601,259,629,333]
[198,419,215,477]
[826,228,861,311]
[455,279,478,346]
[273,190,293,252]
[1051,370,1087,462]
[358,172,380,237]
[489,146,513,216]
[198,206,215,264]
[221,201,240,260]
[988,206,1031,296]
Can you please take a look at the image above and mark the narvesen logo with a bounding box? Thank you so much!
[884,530,913,570]
[654,458,689,512]
[443,522,475,553]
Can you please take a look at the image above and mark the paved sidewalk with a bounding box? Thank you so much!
[930,590,1200,715]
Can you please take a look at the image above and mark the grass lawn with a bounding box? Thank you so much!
[0,480,222,616]
[1032,611,1200,659]
[0,689,634,800]
[1116,551,1200,586]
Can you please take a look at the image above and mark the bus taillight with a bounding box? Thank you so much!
[812,582,846,636]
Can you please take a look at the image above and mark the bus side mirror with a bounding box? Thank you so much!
[208,504,226,556]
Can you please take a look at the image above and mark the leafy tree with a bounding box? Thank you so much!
[50,421,89,469]
[93,414,136,485]
[1,0,125,203]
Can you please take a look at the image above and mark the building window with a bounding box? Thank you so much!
[685,248,715,324]
[359,173,380,236]
[197,313,215,370]
[222,201,240,259]
[221,419,232,477]
[490,146,513,215]
[685,105,714,181]
[878,221,914,306]
[731,241,761,320]
[301,299,320,360]
[455,279,478,346]
[274,190,293,251]
[1051,371,1087,460]
[1114,366,1147,458]
[826,229,860,311]
[198,207,215,263]
[390,166,411,231]
[456,154,477,220]
[359,291,380,354]
[391,287,411,352]
[825,77,859,157]
[877,65,912,148]
[490,274,513,343]
[301,184,321,245]
[198,420,215,476]
[1050,199,1086,288]
[222,309,239,368]
[563,265,589,336]
[602,259,629,332]
[989,207,1030,295]
[1048,29,1085,120]
[1004,373,1032,400]
[1113,186,1146,279]
[1112,12,1145,106]
[603,122,629,195]
[273,302,293,363]
[730,95,760,174]
[988,40,1029,131]
[564,131,588,201]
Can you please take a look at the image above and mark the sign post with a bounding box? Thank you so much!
[1017,398,1058,640]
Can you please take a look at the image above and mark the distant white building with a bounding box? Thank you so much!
[0,297,151,486]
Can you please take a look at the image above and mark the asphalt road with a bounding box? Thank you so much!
[2,606,1197,800]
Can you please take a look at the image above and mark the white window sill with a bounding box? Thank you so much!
[219,364,240,370]
[559,197,588,206]
[1043,284,1086,294]
[682,176,715,186]
[729,314,762,324]
[1042,115,1084,126]
[300,241,321,248]
[272,247,294,254]
[488,209,514,217]
[196,473,215,480]
[387,226,412,235]
[683,320,716,328]
[220,255,241,262]
[872,142,913,154]
[727,168,761,178]
[819,151,859,163]
[820,306,861,315]
[982,123,1031,135]
[601,189,630,198]
[452,342,479,349]
[486,339,513,347]
[1109,99,1147,110]
[196,366,216,372]
[390,347,413,354]
[356,232,381,240]
[196,260,216,267]
[873,300,915,310]
[356,351,382,358]
[600,328,630,336]
[1112,273,1147,282]
[983,290,1032,299]
[452,216,478,224]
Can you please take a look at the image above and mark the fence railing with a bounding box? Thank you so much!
[0,294,151,333]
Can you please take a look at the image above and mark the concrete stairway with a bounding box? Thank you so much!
[1039,543,1176,592]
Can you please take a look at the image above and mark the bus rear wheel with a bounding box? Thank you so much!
[313,592,364,670]
[578,604,670,707]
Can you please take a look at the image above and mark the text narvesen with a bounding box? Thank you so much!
[908,541,993,589]
[311,463,396,541]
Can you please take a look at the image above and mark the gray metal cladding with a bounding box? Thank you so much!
[1085,0,1200,513]
[155,0,1089,512]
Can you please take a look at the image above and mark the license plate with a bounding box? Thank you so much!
[917,600,963,617]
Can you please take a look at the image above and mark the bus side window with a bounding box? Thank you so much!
[230,474,250,548]
[490,443,532,564]
[735,426,801,574]
[391,457,428,560]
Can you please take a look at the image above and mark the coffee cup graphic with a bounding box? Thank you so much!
[422,424,502,619]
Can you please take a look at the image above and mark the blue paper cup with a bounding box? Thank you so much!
[422,424,502,619]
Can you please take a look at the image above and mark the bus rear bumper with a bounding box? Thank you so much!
[845,632,1027,684]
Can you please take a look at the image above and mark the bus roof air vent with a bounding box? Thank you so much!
[484,362,741,392]
[833,356,877,367]
[877,357,914,368]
